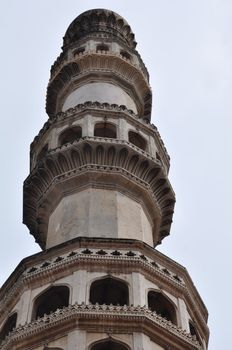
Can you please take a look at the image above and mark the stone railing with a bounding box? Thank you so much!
[30,101,170,170]
[0,304,201,350]
[0,243,209,342]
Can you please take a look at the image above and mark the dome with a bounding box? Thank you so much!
[63,8,137,50]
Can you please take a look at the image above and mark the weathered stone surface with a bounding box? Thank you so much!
[1,8,209,350]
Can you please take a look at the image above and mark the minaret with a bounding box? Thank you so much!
[0,9,209,350]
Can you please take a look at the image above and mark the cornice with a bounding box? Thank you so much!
[0,240,208,338]
[23,138,175,246]
[0,304,202,350]
[46,52,151,119]
[49,50,149,85]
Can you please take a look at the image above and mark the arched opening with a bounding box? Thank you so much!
[128,131,147,151]
[0,313,17,342]
[37,144,48,163]
[74,47,85,56]
[96,43,109,53]
[148,290,177,325]
[90,277,129,305]
[189,321,201,342]
[32,286,70,319]
[94,122,117,139]
[59,126,82,146]
[120,50,131,61]
[91,339,129,350]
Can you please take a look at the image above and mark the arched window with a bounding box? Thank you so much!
[94,122,117,139]
[96,44,109,53]
[91,339,129,350]
[32,286,70,319]
[148,290,177,325]
[59,126,82,146]
[90,277,129,306]
[37,144,48,163]
[0,312,17,342]
[128,131,147,151]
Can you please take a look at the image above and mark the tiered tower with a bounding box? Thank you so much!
[0,9,209,350]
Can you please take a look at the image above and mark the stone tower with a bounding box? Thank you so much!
[0,9,209,350]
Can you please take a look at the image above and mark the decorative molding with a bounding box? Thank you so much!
[0,304,202,350]
[46,52,151,119]
[30,102,170,171]
[23,138,175,247]
[0,241,209,337]
[50,50,149,84]
[63,9,137,50]
[51,39,149,84]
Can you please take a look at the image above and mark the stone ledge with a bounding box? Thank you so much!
[50,50,149,84]
[24,139,175,247]
[0,241,208,339]
[30,103,170,171]
[0,304,201,350]
[46,53,151,119]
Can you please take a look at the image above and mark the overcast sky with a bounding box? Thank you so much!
[0,1,231,349]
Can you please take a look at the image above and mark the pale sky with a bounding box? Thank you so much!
[0,1,232,349]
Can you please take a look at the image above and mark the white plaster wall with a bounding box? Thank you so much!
[62,82,138,113]
[31,336,67,350]
[131,272,145,306]
[71,270,87,304]
[68,329,86,350]
[133,333,165,350]
[178,298,191,331]
[46,188,153,249]
[47,336,67,348]
[117,192,153,246]
[16,289,32,326]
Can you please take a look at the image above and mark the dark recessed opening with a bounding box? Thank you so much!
[33,286,69,319]
[189,321,201,342]
[91,340,128,350]
[128,131,147,151]
[0,313,17,342]
[148,291,177,325]
[96,44,109,52]
[94,122,116,139]
[74,47,85,56]
[59,126,82,146]
[90,277,129,305]
[120,50,131,60]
